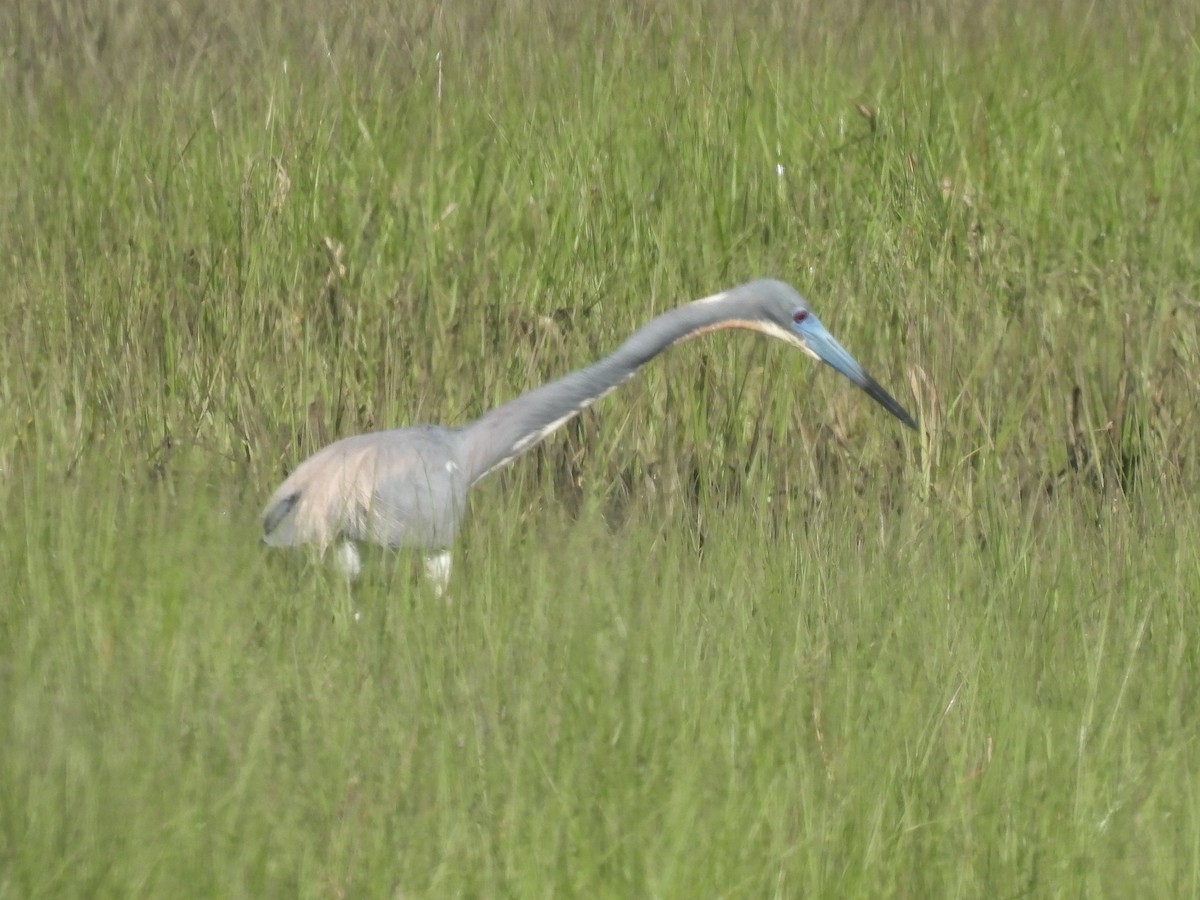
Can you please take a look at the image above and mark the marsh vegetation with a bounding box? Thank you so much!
[3,1,1199,895]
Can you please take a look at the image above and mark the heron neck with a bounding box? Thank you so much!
[459,292,739,485]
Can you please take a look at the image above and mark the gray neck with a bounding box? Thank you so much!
[459,291,742,485]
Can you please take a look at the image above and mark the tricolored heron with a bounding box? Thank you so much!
[262,279,915,588]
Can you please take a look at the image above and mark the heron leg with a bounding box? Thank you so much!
[423,550,453,596]
[334,541,363,581]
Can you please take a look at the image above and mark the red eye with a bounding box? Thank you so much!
[792,309,809,324]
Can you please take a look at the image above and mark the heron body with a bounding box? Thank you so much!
[262,279,916,587]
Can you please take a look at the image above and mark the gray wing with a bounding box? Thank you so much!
[262,426,468,552]
[362,428,469,548]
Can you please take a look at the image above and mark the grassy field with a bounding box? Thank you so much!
[3,0,1200,895]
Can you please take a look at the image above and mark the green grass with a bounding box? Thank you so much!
[3,0,1200,895]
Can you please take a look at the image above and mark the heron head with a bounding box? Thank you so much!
[769,288,917,431]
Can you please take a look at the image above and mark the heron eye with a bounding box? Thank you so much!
[792,309,809,324]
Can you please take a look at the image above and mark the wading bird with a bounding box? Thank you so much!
[262,279,915,589]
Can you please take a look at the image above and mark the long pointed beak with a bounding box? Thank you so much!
[795,315,917,430]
